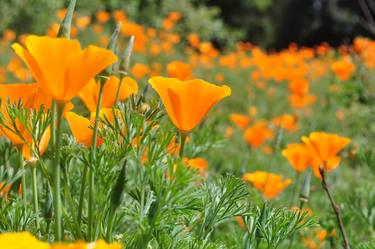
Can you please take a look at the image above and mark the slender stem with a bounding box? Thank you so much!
[114,75,124,106]
[319,168,350,249]
[105,206,116,242]
[88,79,105,241]
[19,149,26,200]
[77,161,88,237]
[31,166,40,233]
[52,101,64,241]
[289,172,301,207]
[179,132,188,158]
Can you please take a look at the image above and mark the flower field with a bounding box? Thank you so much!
[0,1,374,248]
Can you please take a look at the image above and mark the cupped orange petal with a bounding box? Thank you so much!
[66,112,93,147]
[149,76,231,132]
[12,35,117,102]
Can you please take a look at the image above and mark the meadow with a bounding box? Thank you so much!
[0,1,374,249]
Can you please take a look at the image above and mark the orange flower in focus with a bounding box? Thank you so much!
[243,171,292,199]
[149,76,231,132]
[12,35,117,102]
[301,132,351,178]
[229,113,250,129]
[131,63,150,79]
[79,76,138,112]
[331,57,356,81]
[167,61,192,80]
[96,10,110,23]
[272,114,298,132]
[282,143,311,172]
[243,121,273,148]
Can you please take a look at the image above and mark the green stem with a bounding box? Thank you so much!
[31,166,40,233]
[88,79,105,241]
[319,168,351,249]
[179,132,188,158]
[114,75,124,106]
[105,206,116,242]
[77,161,88,237]
[19,149,26,200]
[52,101,64,241]
[289,172,301,207]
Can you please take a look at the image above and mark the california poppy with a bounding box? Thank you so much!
[229,113,251,129]
[301,132,351,178]
[79,76,138,112]
[243,171,292,199]
[12,35,117,102]
[149,76,231,132]
[282,143,311,172]
[243,121,273,148]
[166,61,192,80]
[66,112,103,148]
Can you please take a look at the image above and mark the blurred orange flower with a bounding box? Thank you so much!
[229,113,250,129]
[243,121,273,148]
[331,57,356,81]
[131,63,150,79]
[167,61,192,80]
[243,171,292,199]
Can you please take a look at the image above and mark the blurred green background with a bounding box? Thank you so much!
[0,0,370,48]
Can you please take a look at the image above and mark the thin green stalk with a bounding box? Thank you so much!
[179,132,188,158]
[319,168,351,249]
[105,206,116,242]
[31,166,40,233]
[19,149,26,200]
[52,101,64,241]
[77,161,88,237]
[114,75,124,106]
[289,172,301,207]
[88,79,105,241]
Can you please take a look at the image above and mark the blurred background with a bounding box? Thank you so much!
[0,0,372,49]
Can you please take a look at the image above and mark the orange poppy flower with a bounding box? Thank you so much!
[301,132,351,178]
[76,16,91,30]
[0,181,12,201]
[22,126,51,161]
[282,143,311,172]
[12,35,117,102]
[0,83,51,109]
[131,63,150,79]
[66,112,103,148]
[79,76,138,112]
[229,113,251,129]
[183,157,208,176]
[149,76,231,132]
[331,57,356,81]
[166,61,192,80]
[96,10,110,24]
[243,121,273,148]
[187,33,200,48]
[243,171,292,199]
[272,114,298,132]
